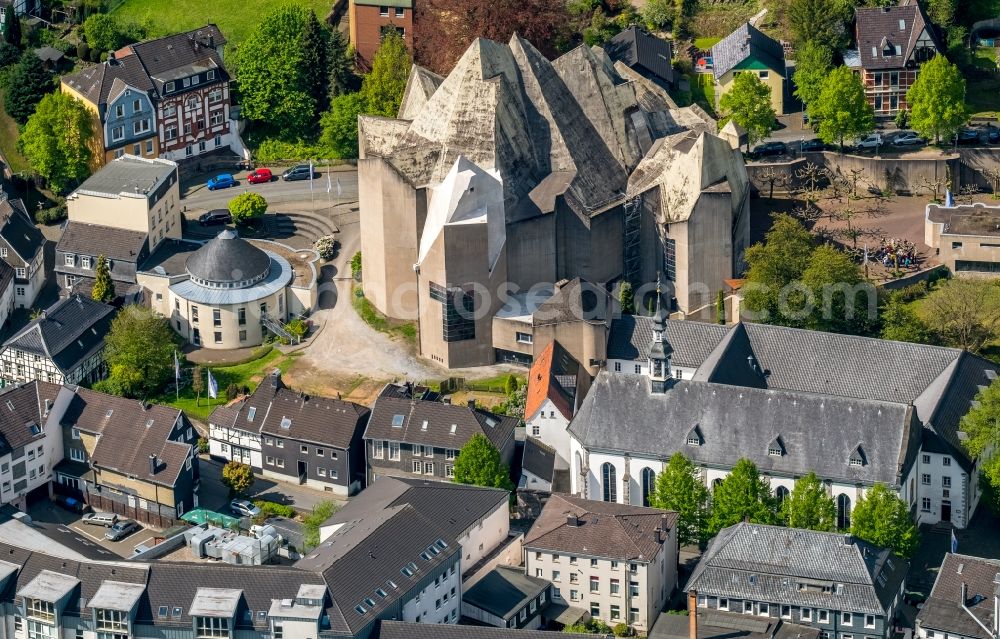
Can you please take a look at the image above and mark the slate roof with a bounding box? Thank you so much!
[462,565,550,620]
[0,261,14,298]
[0,381,61,456]
[55,222,148,283]
[185,229,271,284]
[533,278,610,326]
[711,22,785,79]
[60,386,192,487]
[853,2,941,70]
[524,493,677,562]
[605,27,674,84]
[120,25,227,95]
[61,54,154,108]
[570,372,920,486]
[607,315,730,366]
[365,383,518,452]
[521,437,555,482]
[2,296,115,375]
[917,553,1000,639]
[375,620,602,639]
[525,340,580,421]
[0,197,44,264]
[687,523,908,616]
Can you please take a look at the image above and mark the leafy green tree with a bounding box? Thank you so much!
[503,374,518,396]
[360,29,409,117]
[18,91,93,193]
[879,292,931,343]
[4,53,53,124]
[924,278,1000,353]
[927,0,955,30]
[801,244,873,335]
[2,9,21,49]
[961,377,1000,500]
[641,0,672,29]
[708,458,777,534]
[303,501,338,550]
[787,0,848,49]
[792,40,832,111]
[233,4,315,133]
[907,54,967,144]
[453,432,513,491]
[100,305,177,398]
[741,213,815,326]
[781,472,836,531]
[228,192,268,225]
[718,72,776,153]
[222,460,254,496]
[894,109,909,130]
[91,255,114,303]
[850,483,919,557]
[618,281,635,314]
[813,66,874,151]
[319,92,366,158]
[301,11,330,112]
[650,452,710,546]
[327,27,357,98]
[0,42,19,66]
[82,14,123,53]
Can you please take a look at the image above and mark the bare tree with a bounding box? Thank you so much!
[830,205,882,250]
[917,174,947,202]
[982,167,1000,197]
[958,184,980,204]
[846,168,866,199]
[755,166,788,199]
[794,162,826,206]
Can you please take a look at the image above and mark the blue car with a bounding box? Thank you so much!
[207,174,236,191]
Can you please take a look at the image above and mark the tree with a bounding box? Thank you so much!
[781,472,836,531]
[361,29,410,118]
[4,53,54,124]
[327,27,356,98]
[716,289,725,324]
[650,452,710,546]
[192,365,205,405]
[792,40,833,111]
[813,66,875,152]
[879,293,931,343]
[17,91,93,193]
[741,213,815,326]
[924,278,1000,353]
[618,281,635,314]
[907,54,967,144]
[228,192,268,225]
[301,11,330,112]
[961,378,1000,506]
[894,109,909,130]
[787,0,849,49]
[641,0,672,29]
[233,4,315,133]
[413,0,571,76]
[707,459,777,534]
[503,374,518,396]
[303,501,338,550]
[222,461,254,497]
[453,432,514,491]
[718,72,776,153]
[0,42,19,66]
[91,255,114,303]
[850,483,919,557]
[319,92,366,158]
[101,305,177,398]
[82,14,122,53]
[801,244,874,335]
[2,9,21,48]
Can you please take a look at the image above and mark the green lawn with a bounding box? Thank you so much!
[351,286,417,345]
[967,77,1000,119]
[693,37,721,51]
[0,89,29,174]
[109,0,333,46]
[692,73,716,116]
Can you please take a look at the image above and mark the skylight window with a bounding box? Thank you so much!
[106,409,114,417]
[391,415,404,428]
[485,417,498,428]
[364,598,376,608]
[401,566,414,577]
[157,606,168,618]
[449,424,457,434]
[247,407,256,422]
[420,420,427,431]
[354,605,367,615]
[171,607,182,619]
[428,545,440,556]
[257,611,267,620]
[145,419,154,428]
[435,539,448,549]
[387,580,398,590]
[375,588,387,598]
[407,562,418,573]
[420,552,431,561]
[281,416,291,429]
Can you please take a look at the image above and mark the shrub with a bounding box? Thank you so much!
[314,234,337,260]
[196,438,209,454]
[76,42,90,61]
[613,623,632,637]
[284,318,308,339]
[225,383,240,401]
[253,500,296,519]
[253,138,328,164]
[228,192,268,225]
[350,251,362,279]
[35,205,66,225]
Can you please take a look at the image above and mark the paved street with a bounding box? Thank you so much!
[180,166,359,213]
[197,457,345,515]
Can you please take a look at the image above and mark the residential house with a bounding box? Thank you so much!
[363,382,517,484]
[0,262,16,333]
[519,438,555,493]
[65,154,180,254]
[605,27,674,88]
[0,381,62,509]
[523,340,589,470]
[844,1,942,117]
[54,222,149,298]
[570,295,999,529]
[54,385,199,526]
[924,202,1000,275]
[711,23,787,115]
[0,0,38,21]
[686,523,907,639]
[461,566,554,630]
[318,475,510,575]
[916,553,1000,639]
[349,0,412,70]
[0,296,115,386]
[0,196,46,309]
[523,494,679,633]
[61,25,234,163]
[208,371,369,496]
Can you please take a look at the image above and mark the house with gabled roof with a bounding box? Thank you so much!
[0,381,62,509]
[523,340,589,472]
[844,0,942,117]
[916,553,1000,639]
[711,22,787,115]
[0,195,46,309]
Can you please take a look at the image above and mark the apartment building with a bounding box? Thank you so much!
[0,381,62,509]
[523,494,679,633]
[916,553,1000,639]
[0,196,46,309]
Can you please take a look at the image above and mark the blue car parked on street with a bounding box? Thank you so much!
[207,174,236,191]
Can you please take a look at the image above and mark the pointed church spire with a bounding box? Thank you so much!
[648,275,673,393]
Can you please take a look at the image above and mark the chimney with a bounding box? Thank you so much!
[843,533,853,546]
[566,514,579,527]
[107,50,117,65]
[43,399,50,416]
[148,454,157,475]
[961,582,968,606]
[467,399,476,409]
[688,589,698,639]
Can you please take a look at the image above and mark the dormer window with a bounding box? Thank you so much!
[165,81,175,93]
[768,436,785,457]
[95,608,128,634]
[687,426,702,447]
[850,445,866,467]
[195,616,229,638]
[26,598,55,623]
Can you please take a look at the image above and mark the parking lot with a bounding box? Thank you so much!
[28,499,154,559]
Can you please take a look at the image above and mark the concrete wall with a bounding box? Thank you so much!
[817,151,956,196]
[671,192,735,314]
[505,213,557,290]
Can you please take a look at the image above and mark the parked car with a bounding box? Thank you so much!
[105,519,141,541]
[82,512,118,527]
[892,131,925,146]
[198,210,232,226]
[247,168,273,184]
[957,129,982,145]
[206,174,237,190]
[281,164,316,181]
[752,141,788,158]
[230,499,261,518]
[54,495,88,514]
[988,127,1000,144]
[799,138,825,152]
[854,133,883,150]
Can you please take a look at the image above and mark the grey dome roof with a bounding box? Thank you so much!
[185,229,271,286]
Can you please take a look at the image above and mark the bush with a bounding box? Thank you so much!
[35,205,66,225]
[197,438,209,454]
[253,500,296,519]
[314,234,337,260]
[613,623,632,637]
[228,192,268,225]
[284,318,308,339]
[350,251,362,279]
[253,137,328,164]
[225,383,240,400]
[75,42,90,61]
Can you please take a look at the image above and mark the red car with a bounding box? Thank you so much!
[247,168,273,184]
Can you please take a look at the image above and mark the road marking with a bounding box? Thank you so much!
[70,525,104,543]
[136,535,157,548]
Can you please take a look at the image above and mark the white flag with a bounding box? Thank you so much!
[336,178,342,198]
[326,172,332,194]
[207,369,218,399]
[309,161,314,192]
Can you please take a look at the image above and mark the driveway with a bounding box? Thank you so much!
[198,457,345,515]
[26,499,147,559]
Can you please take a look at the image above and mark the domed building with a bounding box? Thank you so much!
[137,230,318,349]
